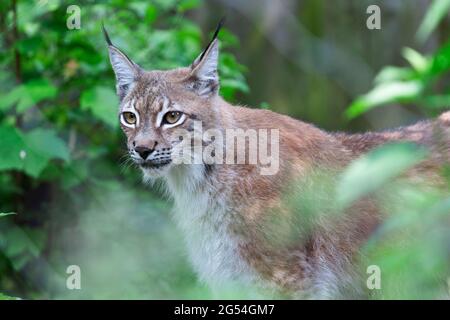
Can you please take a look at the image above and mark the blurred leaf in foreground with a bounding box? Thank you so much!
[80,86,119,128]
[363,191,450,299]
[416,0,450,43]
[0,293,17,300]
[402,47,430,73]
[0,212,16,217]
[0,79,57,113]
[336,142,428,208]
[0,125,70,178]
[345,81,423,119]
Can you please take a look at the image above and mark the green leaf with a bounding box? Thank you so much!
[0,125,27,172]
[220,78,250,94]
[430,41,450,76]
[26,129,70,163]
[0,212,16,217]
[178,0,200,12]
[16,35,44,54]
[80,86,118,128]
[374,66,416,84]
[0,226,47,270]
[19,79,57,113]
[0,293,17,300]
[336,142,428,208]
[259,102,271,110]
[402,48,429,73]
[0,86,24,112]
[0,79,57,113]
[421,94,450,110]
[416,0,450,43]
[21,129,70,177]
[346,81,422,119]
[144,4,158,23]
[0,125,70,177]
[61,161,89,189]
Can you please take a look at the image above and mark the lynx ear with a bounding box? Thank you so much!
[102,24,141,100]
[187,19,224,97]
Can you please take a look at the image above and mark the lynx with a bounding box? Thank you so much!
[103,23,450,298]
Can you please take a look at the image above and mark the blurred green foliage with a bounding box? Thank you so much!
[336,140,450,298]
[343,0,450,299]
[347,0,450,119]
[336,142,428,208]
[346,44,450,119]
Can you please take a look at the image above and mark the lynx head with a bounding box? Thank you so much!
[104,21,223,178]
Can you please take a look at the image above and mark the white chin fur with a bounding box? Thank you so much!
[141,165,171,181]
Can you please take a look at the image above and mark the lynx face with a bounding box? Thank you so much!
[104,25,221,177]
[119,71,218,177]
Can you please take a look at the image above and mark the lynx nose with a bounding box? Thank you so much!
[134,146,154,160]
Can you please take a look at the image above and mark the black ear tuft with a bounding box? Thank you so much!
[198,17,225,62]
[102,23,142,101]
[102,22,113,46]
[187,18,225,97]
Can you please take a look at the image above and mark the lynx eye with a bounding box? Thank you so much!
[122,112,137,125]
[163,111,183,125]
